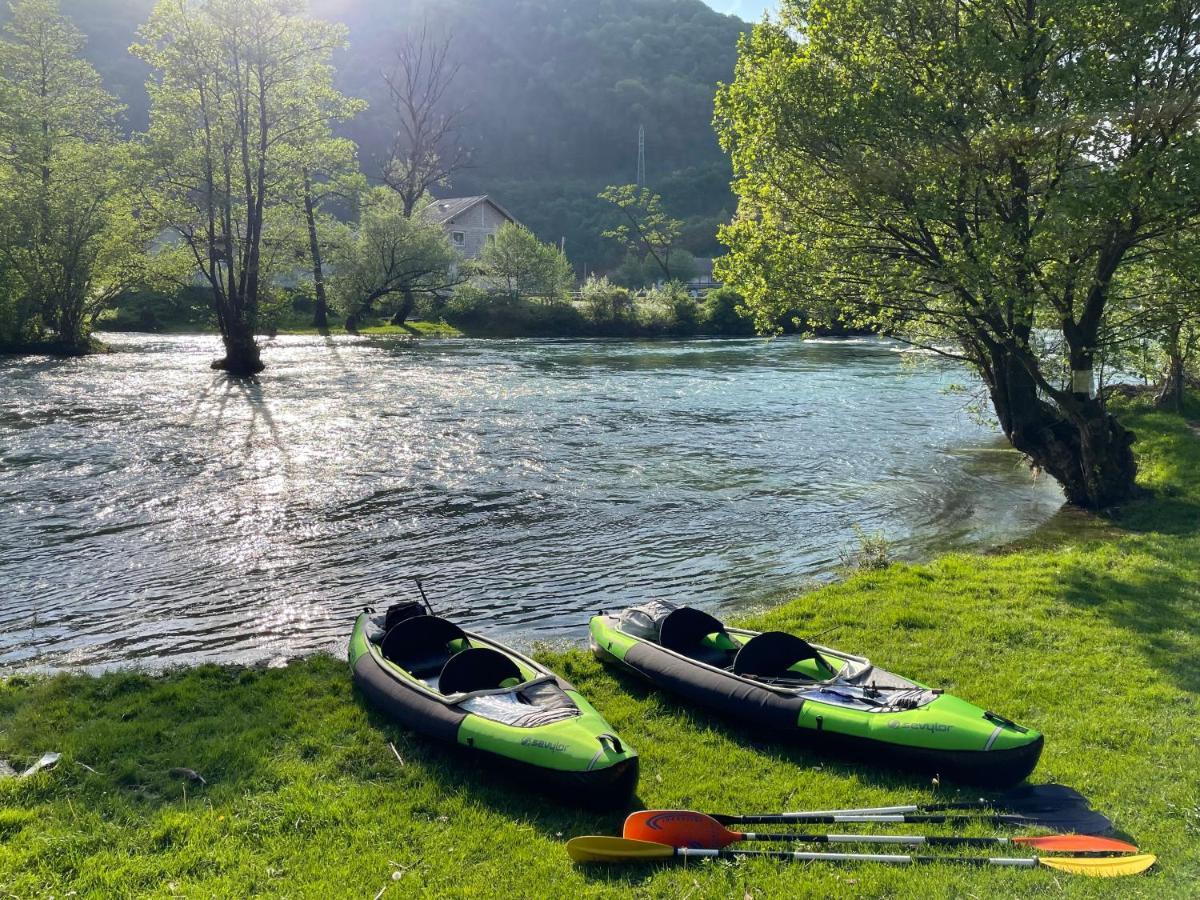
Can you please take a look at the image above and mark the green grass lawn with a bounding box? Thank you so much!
[2,401,1198,898]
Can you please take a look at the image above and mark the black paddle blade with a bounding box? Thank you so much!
[995,806,1115,835]
[930,784,1094,814]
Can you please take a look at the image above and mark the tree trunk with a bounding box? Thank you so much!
[211,319,264,376]
[1155,321,1186,413]
[390,287,416,326]
[1155,353,1186,412]
[986,347,1137,509]
[55,303,89,355]
[302,172,330,332]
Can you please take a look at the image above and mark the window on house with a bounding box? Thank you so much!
[452,231,466,245]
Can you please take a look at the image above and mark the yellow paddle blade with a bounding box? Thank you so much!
[1039,854,1156,878]
[566,836,675,864]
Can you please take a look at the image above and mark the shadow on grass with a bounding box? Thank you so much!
[1055,536,1200,694]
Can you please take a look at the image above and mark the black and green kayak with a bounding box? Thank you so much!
[589,602,1042,786]
[350,601,638,806]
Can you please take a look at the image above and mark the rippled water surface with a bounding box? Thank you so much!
[0,333,1064,670]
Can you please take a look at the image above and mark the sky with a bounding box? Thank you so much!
[705,0,777,20]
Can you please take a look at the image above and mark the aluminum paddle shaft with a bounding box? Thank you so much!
[677,847,1040,867]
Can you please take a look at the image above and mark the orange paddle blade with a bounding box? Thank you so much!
[1014,834,1138,853]
[624,810,740,849]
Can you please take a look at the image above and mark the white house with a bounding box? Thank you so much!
[420,196,519,260]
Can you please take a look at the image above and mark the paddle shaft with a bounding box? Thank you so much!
[719,813,1053,827]
[673,847,1040,867]
[734,831,1027,848]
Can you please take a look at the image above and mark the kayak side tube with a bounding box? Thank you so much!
[351,612,638,807]
[588,614,1041,787]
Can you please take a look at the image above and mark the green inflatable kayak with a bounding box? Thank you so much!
[350,601,638,806]
[589,602,1042,786]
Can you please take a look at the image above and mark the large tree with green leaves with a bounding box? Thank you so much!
[332,188,462,330]
[599,184,685,282]
[0,0,147,352]
[479,222,573,301]
[133,0,355,375]
[717,0,1200,508]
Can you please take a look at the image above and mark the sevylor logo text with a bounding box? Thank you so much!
[887,721,952,732]
[520,737,567,752]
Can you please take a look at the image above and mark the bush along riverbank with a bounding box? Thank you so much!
[2,398,1198,898]
[93,283,859,342]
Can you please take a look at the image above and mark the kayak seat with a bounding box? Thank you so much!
[380,615,470,679]
[733,630,825,679]
[439,647,524,695]
[658,607,738,669]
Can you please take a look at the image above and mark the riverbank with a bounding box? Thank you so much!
[1,398,1197,898]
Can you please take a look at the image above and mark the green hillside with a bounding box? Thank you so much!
[10,0,747,271]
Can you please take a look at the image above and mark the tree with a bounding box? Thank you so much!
[332,188,462,330]
[0,0,146,353]
[599,185,684,282]
[716,0,1200,508]
[282,135,365,332]
[479,222,573,301]
[1105,240,1200,413]
[133,0,354,375]
[382,22,470,218]
[274,52,366,332]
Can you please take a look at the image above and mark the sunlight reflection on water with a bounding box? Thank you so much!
[0,333,1063,670]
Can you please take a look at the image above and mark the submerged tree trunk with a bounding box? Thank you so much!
[985,346,1137,509]
[302,172,330,332]
[390,287,416,326]
[211,321,264,376]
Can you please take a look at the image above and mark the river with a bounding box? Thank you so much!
[0,333,1064,670]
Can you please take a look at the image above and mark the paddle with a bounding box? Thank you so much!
[566,836,1156,878]
[709,808,1114,834]
[624,810,1138,854]
[761,784,1092,817]
[712,786,1113,834]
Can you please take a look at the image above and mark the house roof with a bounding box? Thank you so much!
[420,195,519,226]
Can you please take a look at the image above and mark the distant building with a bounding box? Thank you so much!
[686,258,722,296]
[421,196,519,260]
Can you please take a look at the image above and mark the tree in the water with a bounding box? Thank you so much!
[717,0,1200,508]
[333,188,462,331]
[133,0,354,375]
[0,0,148,353]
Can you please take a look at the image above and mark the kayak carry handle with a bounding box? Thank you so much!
[598,733,624,755]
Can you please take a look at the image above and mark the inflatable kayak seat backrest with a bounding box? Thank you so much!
[438,647,523,695]
[658,606,738,669]
[384,601,428,632]
[732,630,825,679]
[380,614,470,678]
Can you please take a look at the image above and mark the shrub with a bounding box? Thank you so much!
[699,286,755,336]
[633,282,699,337]
[580,276,632,324]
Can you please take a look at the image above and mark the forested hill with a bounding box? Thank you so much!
[19,0,749,271]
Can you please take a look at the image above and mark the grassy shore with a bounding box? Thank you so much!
[2,400,1198,898]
